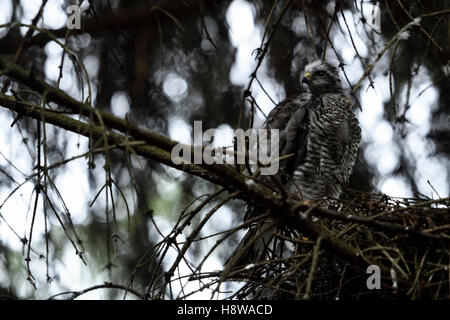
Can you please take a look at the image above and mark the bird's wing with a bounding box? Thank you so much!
[263,99,296,130]
[244,93,311,220]
[236,94,313,264]
[263,93,312,181]
[280,105,309,179]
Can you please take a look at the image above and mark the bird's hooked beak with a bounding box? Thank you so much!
[302,71,311,85]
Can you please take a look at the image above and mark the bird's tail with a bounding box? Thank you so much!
[225,224,275,269]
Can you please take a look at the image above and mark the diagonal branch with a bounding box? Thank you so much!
[0,91,373,274]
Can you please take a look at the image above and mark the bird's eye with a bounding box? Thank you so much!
[315,71,326,77]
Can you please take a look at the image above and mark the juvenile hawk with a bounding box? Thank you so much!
[229,60,361,267]
[289,60,361,201]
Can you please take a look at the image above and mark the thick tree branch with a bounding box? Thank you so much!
[0,91,373,274]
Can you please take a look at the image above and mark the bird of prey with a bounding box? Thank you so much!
[288,60,361,201]
[228,60,361,268]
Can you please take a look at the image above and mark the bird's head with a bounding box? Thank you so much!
[302,60,343,95]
